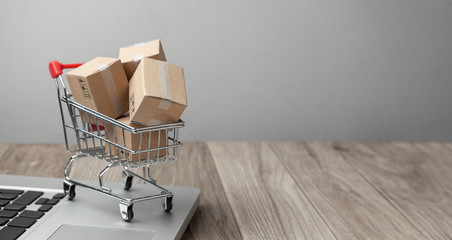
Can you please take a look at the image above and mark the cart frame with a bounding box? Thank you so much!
[49,61,184,221]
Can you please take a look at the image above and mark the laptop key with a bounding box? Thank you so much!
[19,210,44,219]
[35,198,49,205]
[52,193,65,199]
[46,198,59,205]
[0,226,26,240]
[0,194,18,200]
[3,204,26,211]
[0,210,18,218]
[0,217,9,226]
[0,200,9,206]
[13,191,43,205]
[38,205,52,212]
[8,217,36,228]
[0,189,24,195]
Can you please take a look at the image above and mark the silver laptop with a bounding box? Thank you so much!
[0,174,199,240]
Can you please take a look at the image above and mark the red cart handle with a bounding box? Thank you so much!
[49,61,83,78]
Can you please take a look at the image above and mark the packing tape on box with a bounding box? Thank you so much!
[143,61,171,126]
[157,61,172,110]
[134,42,146,47]
[133,54,144,67]
[147,119,162,125]
[133,54,144,62]
[158,99,171,110]
[96,64,124,117]
[134,39,158,47]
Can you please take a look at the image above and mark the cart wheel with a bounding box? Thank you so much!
[162,196,173,212]
[63,182,76,200]
[123,175,133,191]
[120,203,134,222]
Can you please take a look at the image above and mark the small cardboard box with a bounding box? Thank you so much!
[66,57,129,121]
[119,39,166,80]
[129,58,187,126]
[106,116,167,161]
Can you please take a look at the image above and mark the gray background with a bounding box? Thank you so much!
[1,0,452,143]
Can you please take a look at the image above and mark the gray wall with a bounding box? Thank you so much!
[1,0,452,143]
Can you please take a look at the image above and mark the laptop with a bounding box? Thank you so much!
[0,174,200,240]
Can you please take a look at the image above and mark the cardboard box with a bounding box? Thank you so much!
[129,58,187,126]
[119,39,166,80]
[66,57,129,121]
[106,116,167,161]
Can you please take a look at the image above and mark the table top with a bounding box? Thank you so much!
[0,142,451,239]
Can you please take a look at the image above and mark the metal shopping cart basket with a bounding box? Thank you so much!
[48,61,184,221]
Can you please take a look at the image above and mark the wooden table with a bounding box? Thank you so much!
[0,142,451,239]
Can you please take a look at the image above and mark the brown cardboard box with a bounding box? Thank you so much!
[119,39,166,80]
[129,58,187,126]
[106,116,167,161]
[66,57,129,121]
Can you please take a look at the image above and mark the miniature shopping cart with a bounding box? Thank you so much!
[48,61,184,221]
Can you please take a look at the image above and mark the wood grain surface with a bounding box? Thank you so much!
[1,142,451,239]
[150,142,242,240]
[336,142,452,240]
[269,142,425,240]
[0,144,9,159]
[0,144,72,177]
[208,142,336,240]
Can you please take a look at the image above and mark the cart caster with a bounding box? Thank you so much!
[162,195,173,212]
[119,203,134,222]
[63,181,76,200]
[122,173,133,191]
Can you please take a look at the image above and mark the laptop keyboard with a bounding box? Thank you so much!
[0,188,64,240]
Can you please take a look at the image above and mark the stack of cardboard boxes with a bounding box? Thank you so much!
[65,40,187,161]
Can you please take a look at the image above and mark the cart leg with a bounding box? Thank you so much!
[147,166,156,184]
[63,181,76,200]
[162,193,173,212]
[99,163,115,192]
[119,202,134,222]
[122,171,133,190]
[64,154,89,182]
